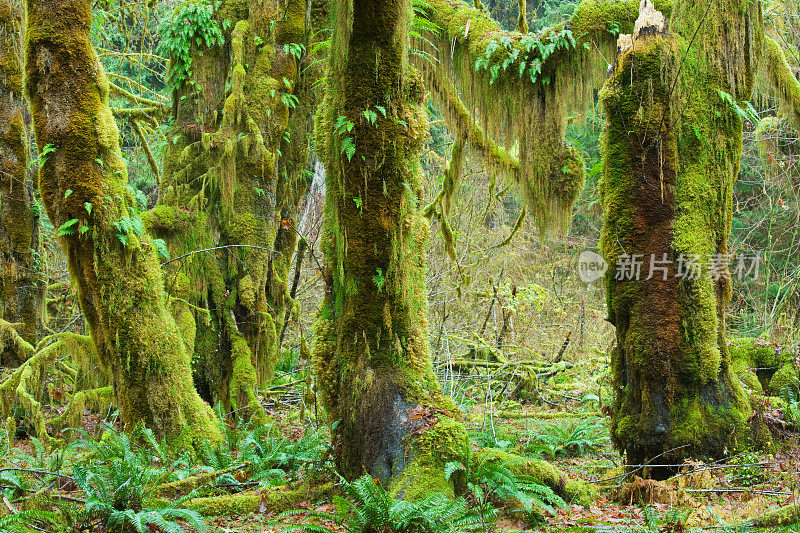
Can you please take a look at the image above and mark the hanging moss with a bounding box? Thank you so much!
[0,0,44,367]
[761,36,800,131]
[418,0,671,233]
[0,333,95,445]
[25,0,221,449]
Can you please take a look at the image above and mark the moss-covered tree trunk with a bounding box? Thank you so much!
[0,0,43,366]
[25,0,220,447]
[600,0,761,469]
[314,0,471,495]
[150,0,320,423]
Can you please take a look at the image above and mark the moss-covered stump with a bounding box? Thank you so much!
[600,1,760,470]
[0,0,44,367]
[25,0,221,448]
[186,483,334,517]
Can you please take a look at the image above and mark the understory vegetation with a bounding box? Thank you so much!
[1,0,800,531]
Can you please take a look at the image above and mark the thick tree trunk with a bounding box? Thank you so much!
[314,0,471,497]
[0,0,43,367]
[25,0,221,447]
[150,0,317,423]
[601,0,761,470]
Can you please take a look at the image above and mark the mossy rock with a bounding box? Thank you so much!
[728,337,788,369]
[730,357,762,394]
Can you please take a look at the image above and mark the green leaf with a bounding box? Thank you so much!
[341,137,356,161]
[589,162,603,179]
[84,202,93,215]
[57,219,79,236]
[40,143,57,163]
[153,239,170,260]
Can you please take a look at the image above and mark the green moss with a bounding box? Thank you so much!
[600,7,756,466]
[762,36,800,131]
[157,0,313,418]
[421,0,671,233]
[0,0,43,362]
[25,0,221,449]
[751,503,799,528]
[473,448,594,505]
[769,363,799,396]
[187,483,333,516]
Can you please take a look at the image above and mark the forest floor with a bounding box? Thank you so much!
[2,364,798,533]
[203,380,800,533]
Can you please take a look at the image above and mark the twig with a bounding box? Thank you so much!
[588,444,691,484]
[160,245,278,266]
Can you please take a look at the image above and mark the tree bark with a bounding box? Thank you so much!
[25,0,221,447]
[150,0,318,422]
[600,0,761,470]
[0,0,43,367]
[314,0,472,497]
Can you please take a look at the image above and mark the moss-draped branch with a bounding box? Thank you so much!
[416,0,672,232]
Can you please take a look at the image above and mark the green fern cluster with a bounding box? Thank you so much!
[0,510,61,533]
[194,418,328,487]
[779,386,800,429]
[525,417,609,458]
[446,456,564,524]
[67,426,206,532]
[0,418,329,533]
[281,474,485,533]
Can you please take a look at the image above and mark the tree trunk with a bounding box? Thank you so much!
[150,0,318,423]
[25,0,221,447]
[0,0,43,367]
[601,0,761,470]
[314,0,470,497]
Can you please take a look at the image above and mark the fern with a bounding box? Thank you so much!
[0,510,60,533]
[779,386,800,429]
[282,474,481,533]
[525,417,609,458]
[448,455,565,525]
